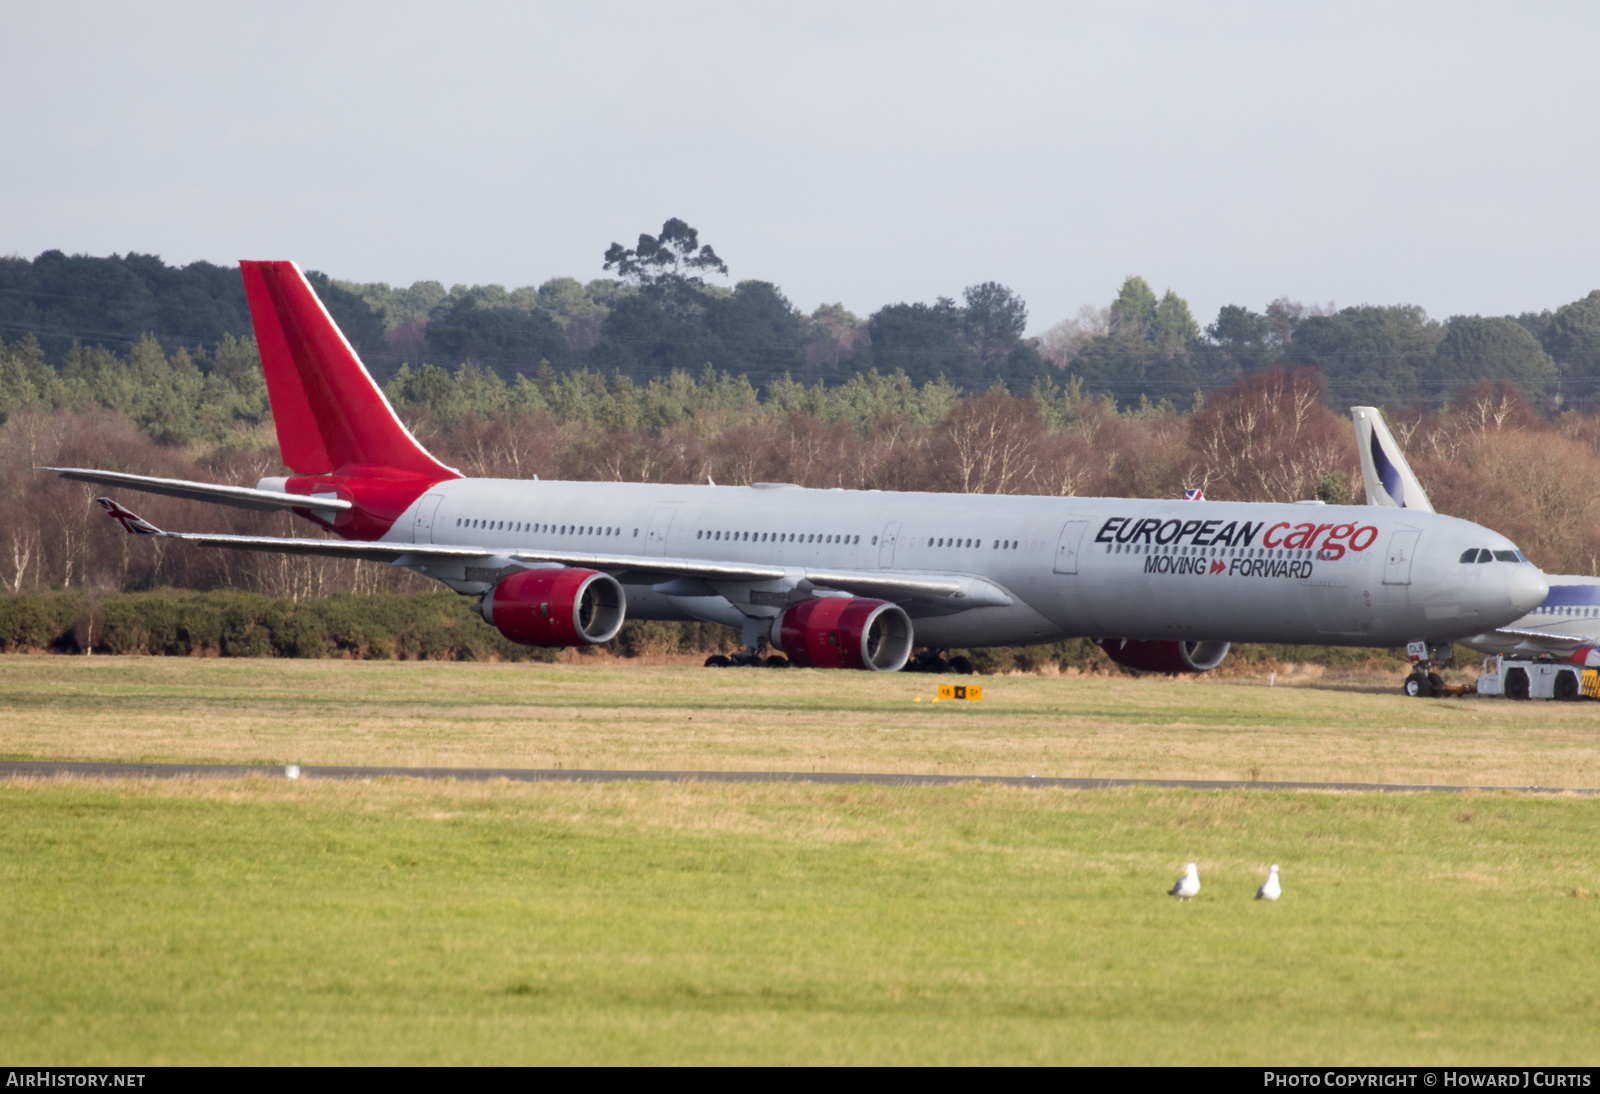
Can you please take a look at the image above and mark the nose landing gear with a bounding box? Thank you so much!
[1402,670,1446,698]
[1401,640,1451,698]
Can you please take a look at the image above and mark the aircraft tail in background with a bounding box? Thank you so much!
[1350,406,1433,513]
[239,260,458,481]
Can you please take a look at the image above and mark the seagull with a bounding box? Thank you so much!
[1169,863,1200,900]
[1256,864,1281,901]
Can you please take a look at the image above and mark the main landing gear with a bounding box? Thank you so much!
[704,648,789,668]
[901,649,974,675]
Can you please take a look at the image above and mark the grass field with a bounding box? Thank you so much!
[3,657,1599,1063]
[4,655,1600,787]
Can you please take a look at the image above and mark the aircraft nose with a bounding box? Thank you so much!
[1507,566,1549,615]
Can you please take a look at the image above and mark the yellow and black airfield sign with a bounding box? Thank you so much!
[936,684,982,701]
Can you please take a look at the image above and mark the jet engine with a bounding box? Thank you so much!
[773,597,914,672]
[1098,638,1231,674]
[477,568,626,647]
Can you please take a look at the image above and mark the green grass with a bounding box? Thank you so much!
[3,777,1599,1064]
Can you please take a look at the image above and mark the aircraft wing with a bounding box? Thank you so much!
[93,498,1008,608]
[48,467,352,512]
[1488,627,1594,647]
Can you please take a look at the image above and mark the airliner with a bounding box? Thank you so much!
[51,262,1547,674]
[1352,406,1600,670]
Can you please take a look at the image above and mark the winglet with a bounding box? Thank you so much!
[96,497,164,535]
[1350,407,1434,512]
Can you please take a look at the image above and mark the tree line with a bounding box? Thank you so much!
[5,224,1599,408]
[5,352,1599,606]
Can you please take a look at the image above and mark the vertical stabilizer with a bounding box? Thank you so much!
[239,261,458,480]
[1350,406,1433,512]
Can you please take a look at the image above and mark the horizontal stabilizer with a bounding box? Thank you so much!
[50,468,351,511]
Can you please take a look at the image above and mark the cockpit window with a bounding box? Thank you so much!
[1462,547,1525,563]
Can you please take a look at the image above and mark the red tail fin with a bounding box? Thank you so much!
[239,261,458,480]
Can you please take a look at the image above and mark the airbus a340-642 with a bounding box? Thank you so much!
[51,262,1547,674]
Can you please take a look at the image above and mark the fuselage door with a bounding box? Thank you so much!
[1054,520,1089,575]
[1384,530,1420,585]
[879,521,902,567]
[646,507,676,557]
[412,494,444,544]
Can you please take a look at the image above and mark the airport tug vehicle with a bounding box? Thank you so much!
[1472,654,1593,702]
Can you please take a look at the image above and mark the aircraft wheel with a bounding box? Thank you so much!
[765,655,790,668]
[1503,667,1531,700]
[1427,672,1446,697]
[947,655,974,676]
[704,655,732,668]
[1554,671,1580,701]
[1403,672,1433,698]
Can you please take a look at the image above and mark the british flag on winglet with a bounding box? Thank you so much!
[95,497,162,535]
[1183,488,1205,501]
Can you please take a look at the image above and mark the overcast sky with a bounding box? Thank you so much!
[3,1,1597,332]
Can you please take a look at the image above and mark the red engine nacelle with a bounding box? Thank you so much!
[478,568,626,647]
[772,597,914,672]
[1098,638,1231,674]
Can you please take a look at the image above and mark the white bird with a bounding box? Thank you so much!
[1169,863,1200,900]
[1256,864,1281,901]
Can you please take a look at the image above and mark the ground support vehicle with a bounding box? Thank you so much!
[1473,655,1592,701]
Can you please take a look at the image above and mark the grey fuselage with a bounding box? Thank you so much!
[387,479,1548,649]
